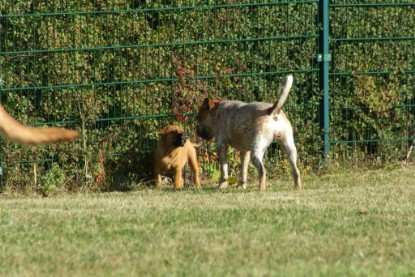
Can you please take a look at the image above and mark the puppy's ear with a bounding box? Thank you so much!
[159,127,169,136]
[208,98,222,110]
[173,125,184,134]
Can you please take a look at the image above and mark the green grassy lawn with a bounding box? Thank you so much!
[1,166,415,276]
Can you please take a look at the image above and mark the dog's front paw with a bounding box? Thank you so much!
[218,180,229,189]
[236,181,247,190]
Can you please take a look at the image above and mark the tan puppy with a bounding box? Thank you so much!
[154,125,201,189]
[0,104,79,145]
[196,75,301,191]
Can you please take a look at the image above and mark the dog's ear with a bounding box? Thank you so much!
[208,98,222,110]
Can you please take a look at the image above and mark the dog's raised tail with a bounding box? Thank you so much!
[267,75,294,116]
[0,104,80,146]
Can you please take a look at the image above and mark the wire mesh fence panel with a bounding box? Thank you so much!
[2,1,413,190]
[329,1,415,164]
[0,1,321,188]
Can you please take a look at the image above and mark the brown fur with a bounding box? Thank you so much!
[154,125,201,189]
[0,104,79,145]
[196,75,301,190]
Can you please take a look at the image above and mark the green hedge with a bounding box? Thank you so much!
[329,2,415,163]
[0,1,414,191]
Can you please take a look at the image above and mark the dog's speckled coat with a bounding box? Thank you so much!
[196,75,301,190]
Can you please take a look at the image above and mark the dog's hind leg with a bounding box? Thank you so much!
[251,150,266,191]
[218,144,229,189]
[280,135,301,190]
[237,151,250,189]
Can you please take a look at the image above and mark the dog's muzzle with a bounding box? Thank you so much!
[196,125,214,141]
[173,132,187,147]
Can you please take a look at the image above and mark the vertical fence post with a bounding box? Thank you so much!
[318,0,330,161]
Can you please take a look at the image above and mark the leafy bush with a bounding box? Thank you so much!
[0,1,413,191]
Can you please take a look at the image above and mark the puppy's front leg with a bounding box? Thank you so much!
[188,148,201,188]
[173,167,184,189]
[154,168,163,189]
[237,151,250,189]
[218,144,229,189]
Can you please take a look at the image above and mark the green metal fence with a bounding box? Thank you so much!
[329,1,415,162]
[0,1,414,187]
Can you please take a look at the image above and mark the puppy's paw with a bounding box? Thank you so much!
[218,181,229,189]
